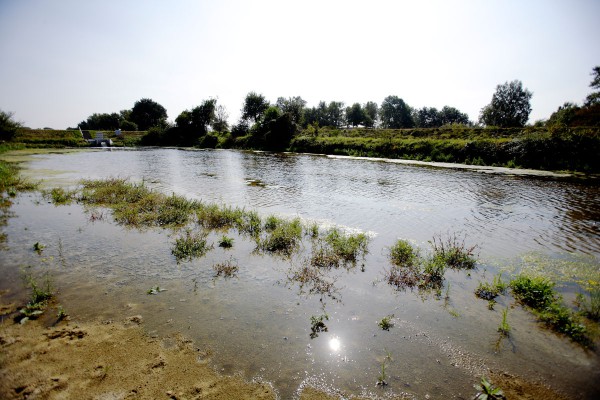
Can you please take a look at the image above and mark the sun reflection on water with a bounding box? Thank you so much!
[328,337,341,352]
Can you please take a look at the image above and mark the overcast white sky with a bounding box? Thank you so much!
[1,0,599,129]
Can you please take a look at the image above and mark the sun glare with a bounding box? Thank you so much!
[329,337,341,352]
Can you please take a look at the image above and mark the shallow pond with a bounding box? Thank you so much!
[1,148,599,399]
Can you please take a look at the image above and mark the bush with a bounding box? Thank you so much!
[0,110,22,141]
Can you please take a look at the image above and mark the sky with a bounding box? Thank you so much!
[0,0,599,129]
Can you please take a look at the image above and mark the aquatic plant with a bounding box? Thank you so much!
[323,228,369,263]
[497,308,510,337]
[33,241,45,254]
[147,286,167,295]
[197,203,243,230]
[17,267,54,323]
[510,273,592,346]
[510,274,555,309]
[429,232,477,270]
[258,218,302,255]
[376,349,392,387]
[218,235,234,248]
[264,214,281,231]
[171,229,213,263]
[576,286,600,321]
[473,377,506,400]
[45,187,76,205]
[388,239,419,267]
[378,314,394,331]
[309,313,329,339]
[286,264,339,302]
[56,305,67,321]
[213,258,239,278]
[475,273,507,301]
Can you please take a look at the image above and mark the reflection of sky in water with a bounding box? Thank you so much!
[3,148,598,399]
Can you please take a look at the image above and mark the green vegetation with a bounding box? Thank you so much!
[576,286,600,321]
[376,349,393,387]
[497,308,510,337]
[473,377,506,400]
[218,235,234,248]
[147,286,167,295]
[17,266,54,323]
[213,258,239,278]
[171,229,212,263]
[509,273,591,346]
[309,313,329,339]
[475,273,508,301]
[378,314,394,331]
[44,187,77,205]
[258,218,302,255]
[385,234,478,292]
[33,241,45,254]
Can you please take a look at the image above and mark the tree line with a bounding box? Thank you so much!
[2,67,598,145]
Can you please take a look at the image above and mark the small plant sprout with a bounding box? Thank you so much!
[57,305,67,321]
[498,308,510,337]
[378,314,394,331]
[147,286,167,295]
[473,376,506,400]
[33,242,45,254]
[213,257,239,278]
[376,349,393,387]
[218,235,234,249]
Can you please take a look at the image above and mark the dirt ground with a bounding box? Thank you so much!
[0,304,572,400]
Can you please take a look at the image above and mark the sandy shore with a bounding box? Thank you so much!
[0,312,573,400]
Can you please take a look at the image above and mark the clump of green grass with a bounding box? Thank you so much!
[497,308,510,337]
[44,187,77,205]
[475,273,508,301]
[197,204,243,230]
[218,235,234,248]
[510,274,555,309]
[324,228,369,263]
[378,314,394,331]
[509,273,591,346]
[264,214,281,231]
[171,229,213,263]
[376,349,392,387]
[258,218,302,255]
[429,232,477,270]
[309,313,329,339]
[389,239,419,267]
[213,258,239,278]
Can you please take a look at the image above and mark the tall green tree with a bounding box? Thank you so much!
[379,96,414,128]
[276,96,306,125]
[346,103,364,127]
[176,99,216,145]
[584,65,600,106]
[413,107,441,128]
[242,92,269,124]
[327,101,345,128]
[212,104,229,132]
[130,98,168,130]
[439,106,470,125]
[479,80,532,127]
[363,101,378,128]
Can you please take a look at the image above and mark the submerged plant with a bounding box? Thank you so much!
[473,377,505,400]
[475,273,507,301]
[376,349,393,387]
[378,314,394,331]
[147,286,167,295]
[45,187,76,205]
[575,286,600,321]
[171,229,212,263]
[17,267,53,323]
[213,258,239,278]
[33,241,45,254]
[510,274,555,309]
[309,313,329,339]
[258,218,302,255]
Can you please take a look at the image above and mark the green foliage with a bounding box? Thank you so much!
[376,349,392,386]
[45,187,76,205]
[379,95,414,129]
[389,239,419,267]
[378,314,394,331]
[475,274,507,300]
[584,65,600,107]
[258,218,302,255]
[171,229,212,263]
[218,235,234,248]
[323,228,369,264]
[242,92,269,124]
[480,80,532,127]
[129,98,168,131]
[0,109,22,141]
[576,286,600,321]
[498,308,510,337]
[309,313,329,339]
[510,274,555,309]
[473,377,506,400]
[33,242,45,253]
[429,233,477,270]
